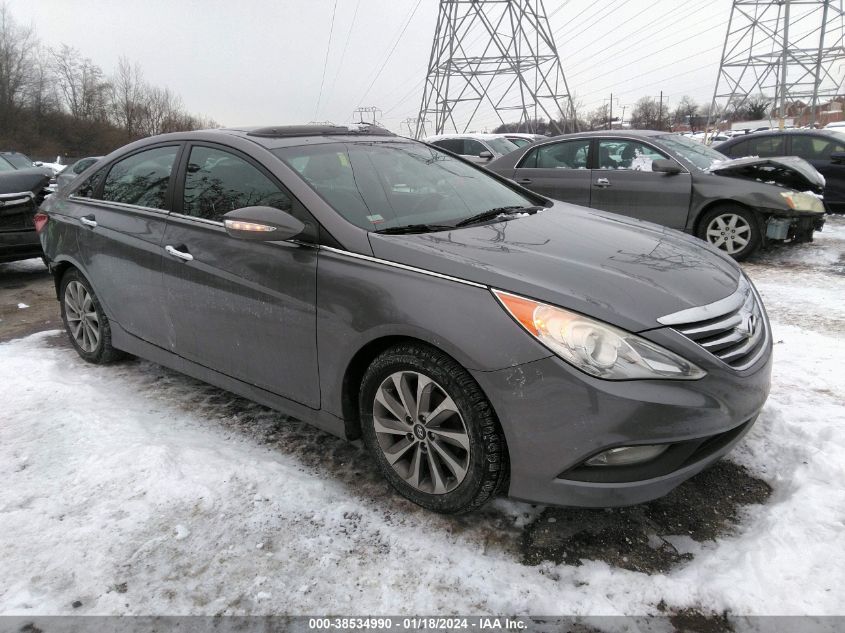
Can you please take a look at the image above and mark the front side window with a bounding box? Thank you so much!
[522,139,590,169]
[656,134,728,170]
[102,146,178,209]
[463,139,487,156]
[182,146,293,223]
[485,138,519,155]
[509,137,531,148]
[275,141,534,231]
[598,140,668,171]
[73,158,98,174]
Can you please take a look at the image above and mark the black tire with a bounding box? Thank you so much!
[696,204,762,261]
[359,343,508,514]
[59,268,125,364]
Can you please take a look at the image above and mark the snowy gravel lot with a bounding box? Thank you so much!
[1,217,844,618]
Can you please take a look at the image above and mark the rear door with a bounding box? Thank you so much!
[160,143,320,408]
[69,144,180,347]
[511,138,592,206]
[590,139,692,229]
[788,134,845,212]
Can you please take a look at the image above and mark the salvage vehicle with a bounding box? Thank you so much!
[38,125,772,513]
[715,128,845,213]
[0,155,51,264]
[423,133,520,164]
[486,130,826,260]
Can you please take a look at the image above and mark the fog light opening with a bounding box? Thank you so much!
[585,444,668,467]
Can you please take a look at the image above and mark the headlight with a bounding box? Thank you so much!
[493,290,706,380]
[781,191,825,213]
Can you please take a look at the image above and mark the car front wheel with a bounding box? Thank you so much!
[698,205,761,260]
[359,343,507,514]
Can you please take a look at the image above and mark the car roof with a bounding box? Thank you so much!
[423,133,513,141]
[718,128,845,144]
[118,125,409,151]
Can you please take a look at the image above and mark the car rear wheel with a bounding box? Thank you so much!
[698,205,761,261]
[60,269,124,364]
[359,343,507,514]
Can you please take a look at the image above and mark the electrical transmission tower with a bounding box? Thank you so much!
[708,0,845,127]
[415,0,575,138]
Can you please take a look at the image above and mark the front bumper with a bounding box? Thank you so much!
[471,339,772,507]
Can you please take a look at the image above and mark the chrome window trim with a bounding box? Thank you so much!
[168,212,225,228]
[319,245,487,289]
[656,277,745,326]
[67,195,170,216]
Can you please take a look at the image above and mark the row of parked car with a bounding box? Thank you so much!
[0,152,100,263]
[424,128,833,260]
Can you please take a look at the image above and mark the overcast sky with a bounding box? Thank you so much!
[7,0,822,133]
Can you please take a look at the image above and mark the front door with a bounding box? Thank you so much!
[160,143,320,408]
[789,134,845,213]
[590,139,692,229]
[511,138,592,206]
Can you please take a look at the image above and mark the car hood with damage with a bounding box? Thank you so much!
[368,203,741,333]
[0,168,51,198]
[708,155,825,193]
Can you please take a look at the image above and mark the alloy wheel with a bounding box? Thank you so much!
[64,280,100,353]
[372,370,470,495]
[705,213,752,255]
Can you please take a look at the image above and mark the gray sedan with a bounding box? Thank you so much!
[486,130,826,260]
[38,125,771,513]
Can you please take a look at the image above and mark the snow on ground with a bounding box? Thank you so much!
[0,219,844,617]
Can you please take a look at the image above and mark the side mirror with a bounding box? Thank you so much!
[222,206,305,241]
[478,151,493,160]
[830,152,845,164]
[34,161,43,167]
[651,159,682,174]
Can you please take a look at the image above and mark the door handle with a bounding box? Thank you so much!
[165,245,194,262]
[517,178,533,184]
[79,215,97,228]
[594,177,611,187]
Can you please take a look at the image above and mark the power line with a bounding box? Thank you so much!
[314,0,339,120]
[356,0,425,107]
[325,0,362,112]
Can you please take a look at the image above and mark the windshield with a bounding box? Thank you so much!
[274,141,535,231]
[656,134,727,170]
[2,153,34,169]
[486,138,519,155]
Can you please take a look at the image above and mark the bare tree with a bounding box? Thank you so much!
[587,104,610,130]
[743,95,773,120]
[50,44,111,121]
[673,95,699,129]
[0,3,35,124]
[110,56,145,138]
[629,96,669,130]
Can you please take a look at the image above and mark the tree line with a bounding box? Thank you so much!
[494,93,779,135]
[0,3,217,161]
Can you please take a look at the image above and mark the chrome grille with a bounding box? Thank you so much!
[657,277,768,370]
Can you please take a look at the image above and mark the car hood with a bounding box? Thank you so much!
[368,203,741,333]
[0,169,50,196]
[708,155,825,192]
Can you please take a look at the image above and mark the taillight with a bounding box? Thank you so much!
[33,212,49,233]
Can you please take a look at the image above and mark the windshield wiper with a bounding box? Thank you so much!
[454,205,543,227]
[373,223,455,235]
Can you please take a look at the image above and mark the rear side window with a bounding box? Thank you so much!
[182,146,293,223]
[102,146,178,209]
[521,139,590,169]
[744,136,784,157]
[723,139,748,157]
[463,139,487,156]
